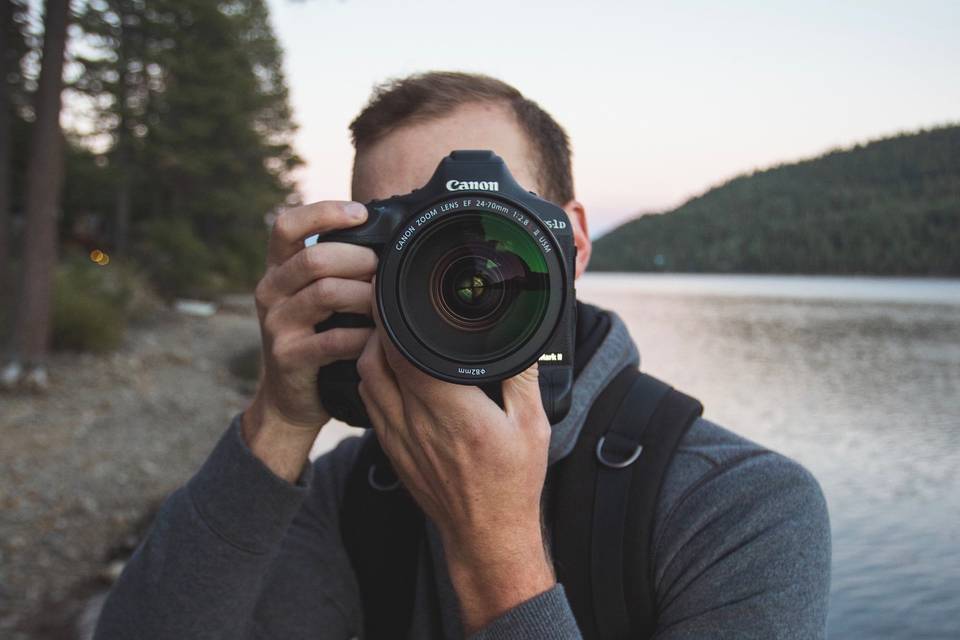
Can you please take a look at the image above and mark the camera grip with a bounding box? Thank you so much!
[313,210,385,428]
[315,313,374,429]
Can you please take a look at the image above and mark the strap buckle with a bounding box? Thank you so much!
[595,436,643,469]
[367,464,401,491]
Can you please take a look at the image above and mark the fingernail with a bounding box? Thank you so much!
[344,202,367,220]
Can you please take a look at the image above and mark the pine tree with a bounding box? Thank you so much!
[142,0,300,292]
[0,0,31,295]
[74,0,301,295]
[73,0,161,255]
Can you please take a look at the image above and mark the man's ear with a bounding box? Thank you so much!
[562,199,591,279]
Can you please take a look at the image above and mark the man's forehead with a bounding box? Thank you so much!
[351,102,539,203]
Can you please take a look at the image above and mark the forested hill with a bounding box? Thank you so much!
[589,125,960,275]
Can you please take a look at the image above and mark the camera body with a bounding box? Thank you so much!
[315,150,576,426]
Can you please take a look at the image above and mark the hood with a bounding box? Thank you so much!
[548,303,639,465]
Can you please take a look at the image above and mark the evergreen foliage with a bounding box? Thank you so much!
[590,126,960,275]
[2,0,301,355]
[71,0,301,296]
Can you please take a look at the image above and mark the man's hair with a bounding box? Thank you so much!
[350,71,574,204]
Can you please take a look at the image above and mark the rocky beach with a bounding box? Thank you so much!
[0,297,363,639]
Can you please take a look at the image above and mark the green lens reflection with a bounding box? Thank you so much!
[398,211,550,363]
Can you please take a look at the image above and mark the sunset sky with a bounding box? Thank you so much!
[266,0,959,235]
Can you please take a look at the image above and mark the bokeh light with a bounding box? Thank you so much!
[89,249,110,266]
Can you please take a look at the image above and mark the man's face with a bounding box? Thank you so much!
[351,101,591,277]
[351,102,539,202]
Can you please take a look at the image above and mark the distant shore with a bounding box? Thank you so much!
[579,272,960,306]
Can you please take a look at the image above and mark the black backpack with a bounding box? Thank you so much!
[340,366,703,639]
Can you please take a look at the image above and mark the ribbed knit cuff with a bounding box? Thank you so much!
[186,413,313,554]
[468,583,582,640]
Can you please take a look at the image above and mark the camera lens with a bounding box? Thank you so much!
[398,211,550,363]
[431,245,513,331]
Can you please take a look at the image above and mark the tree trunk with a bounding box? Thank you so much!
[0,0,13,295]
[113,8,131,255]
[114,151,131,254]
[12,0,70,365]
[113,95,132,254]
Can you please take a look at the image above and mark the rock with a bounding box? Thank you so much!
[139,460,160,476]
[0,361,23,390]
[102,559,126,583]
[173,299,218,317]
[79,494,100,514]
[219,294,256,315]
[23,366,50,393]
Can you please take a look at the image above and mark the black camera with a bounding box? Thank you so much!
[315,150,576,426]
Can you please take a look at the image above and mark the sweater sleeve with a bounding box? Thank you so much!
[651,450,832,639]
[467,583,582,640]
[93,413,314,640]
[457,424,830,640]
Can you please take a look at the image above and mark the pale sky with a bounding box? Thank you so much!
[266,0,959,235]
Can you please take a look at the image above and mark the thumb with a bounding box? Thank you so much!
[502,363,545,423]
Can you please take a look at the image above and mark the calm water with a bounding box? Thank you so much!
[576,274,960,639]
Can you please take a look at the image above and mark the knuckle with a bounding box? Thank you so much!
[534,411,553,442]
[302,246,327,277]
[273,212,295,241]
[311,277,332,301]
[382,343,409,372]
[357,247,378,274]
[356,349,373,378]
[312,277,342,305]
[268,337,291,366]
[254,279,271,310]
[533,418,551,443]
[261,307,283,337]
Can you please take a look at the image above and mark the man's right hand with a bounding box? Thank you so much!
[241,201,377,482]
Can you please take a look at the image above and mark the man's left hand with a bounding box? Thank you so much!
[356,309,556,635]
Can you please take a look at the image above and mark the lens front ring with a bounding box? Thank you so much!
[375,193,567,384]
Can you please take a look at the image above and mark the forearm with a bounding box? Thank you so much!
[443,522,558,636]
[95,416,312,639]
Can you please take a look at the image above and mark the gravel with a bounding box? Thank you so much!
[0,300,263,639]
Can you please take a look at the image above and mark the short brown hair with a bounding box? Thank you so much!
[349,71,574,204]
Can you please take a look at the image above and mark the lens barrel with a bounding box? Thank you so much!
[376,198,565,382]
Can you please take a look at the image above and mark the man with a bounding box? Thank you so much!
[95,72,831,639]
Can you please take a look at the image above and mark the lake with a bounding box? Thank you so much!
[577,273,960,639]
[315,273,960,637]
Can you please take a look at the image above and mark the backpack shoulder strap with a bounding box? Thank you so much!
[340,433,424,640]
[551,367,703,639]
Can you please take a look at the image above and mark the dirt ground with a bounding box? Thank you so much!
[0,298,362,639]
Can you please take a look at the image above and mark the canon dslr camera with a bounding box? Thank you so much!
[315,150,576,426]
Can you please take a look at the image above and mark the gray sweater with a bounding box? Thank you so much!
[94,310,831,639]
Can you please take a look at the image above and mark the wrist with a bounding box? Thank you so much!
[241,394,326,482]
[443,522,556,635]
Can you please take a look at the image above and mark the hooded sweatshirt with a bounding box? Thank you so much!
[94,303,831,640]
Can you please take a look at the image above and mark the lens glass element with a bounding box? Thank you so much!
[398,211,550,363]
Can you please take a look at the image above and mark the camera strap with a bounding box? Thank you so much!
[549,366,703,639]
[340,433,424,640]
[340,366,702,640]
